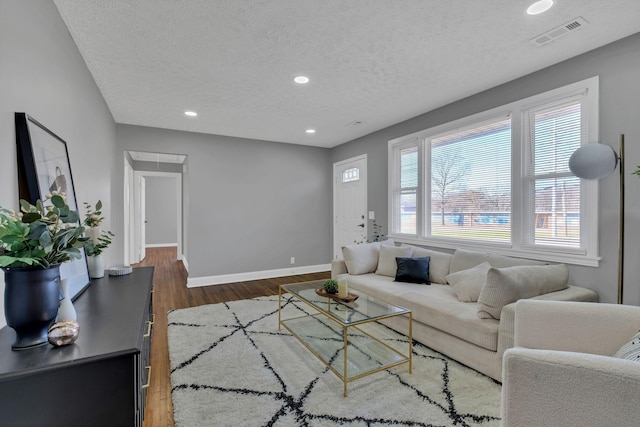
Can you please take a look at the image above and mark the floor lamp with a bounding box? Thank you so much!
[568,134,625,304]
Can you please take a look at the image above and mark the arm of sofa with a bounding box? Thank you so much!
[496,285,599,357]
[514,299,640,355]
[331,259,348,279]
[501,347,640,427]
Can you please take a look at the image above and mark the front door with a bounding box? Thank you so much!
[333,155,367,259]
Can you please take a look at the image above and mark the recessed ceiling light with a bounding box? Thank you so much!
[305,129,316,134]
[184,111,198,117]
[294,76,310,84]
[527,0,554,15]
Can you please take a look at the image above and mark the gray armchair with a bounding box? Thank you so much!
[501,299,640,427]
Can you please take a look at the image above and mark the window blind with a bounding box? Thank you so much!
[399,146,418,234]
[430,117,511,242]
[524,101,583,248]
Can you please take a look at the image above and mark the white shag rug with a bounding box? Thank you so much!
[168,295,501,427]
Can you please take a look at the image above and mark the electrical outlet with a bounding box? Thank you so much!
[290,257,295,264]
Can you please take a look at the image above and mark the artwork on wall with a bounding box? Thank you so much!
[14,113,90,300]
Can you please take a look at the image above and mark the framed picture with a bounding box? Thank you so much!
[15,112,91,300]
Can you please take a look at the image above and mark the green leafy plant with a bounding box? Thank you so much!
[353,218,386,244]
[323,279,339,294]
[83,200,114,256]
[371,219,386,242]
[83,200,104,227]
[632,166,640,176]
[84,229,115,256]
[0,194,88,269]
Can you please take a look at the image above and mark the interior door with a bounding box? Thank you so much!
[333,155,367,259]
[139,175,146,261]
[124,158,133,265]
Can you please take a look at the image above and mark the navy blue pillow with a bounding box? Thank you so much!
[395,256,430,284]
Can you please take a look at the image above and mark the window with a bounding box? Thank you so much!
[430,117,511,242]
[342,167,360,183]
[523,101,583,248]
[399,146,418,234]
[388,77,599,266]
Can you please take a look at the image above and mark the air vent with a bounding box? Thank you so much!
[531,17,588,47]
[346,120,365,128]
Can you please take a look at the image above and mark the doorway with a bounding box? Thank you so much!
[125,151,186,265]
[333,154,368,259]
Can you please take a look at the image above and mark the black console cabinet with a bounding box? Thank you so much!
[0,267,154,427]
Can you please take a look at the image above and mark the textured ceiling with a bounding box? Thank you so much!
[53,0,640,148]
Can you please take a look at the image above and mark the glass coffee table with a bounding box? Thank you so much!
[278,280,412,396]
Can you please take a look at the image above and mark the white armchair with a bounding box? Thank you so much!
[501,300,640,427]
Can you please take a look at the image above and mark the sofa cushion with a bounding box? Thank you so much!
[477,264,569,320]
[613,330,640,362]
[395,256,430,284]
[375,245,413,277]
[347,274,500,351]
[342,243,379,275]
[341,240,395,275]
[449,248,545,275]
[401,244,452,284]
[446,261,491,302]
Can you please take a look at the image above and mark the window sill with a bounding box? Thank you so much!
[389,235,601,267]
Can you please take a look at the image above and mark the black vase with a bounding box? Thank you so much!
[3,265,62,350]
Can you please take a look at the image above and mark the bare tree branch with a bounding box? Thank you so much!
[431,149,469,225]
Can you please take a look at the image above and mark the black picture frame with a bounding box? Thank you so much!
[15,113,91,300]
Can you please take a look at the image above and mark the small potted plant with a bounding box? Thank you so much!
[83,200,114,279]
[82,200,104,241]
[323,279,339,295]
[0,193,88,349]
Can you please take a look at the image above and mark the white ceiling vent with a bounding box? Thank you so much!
[346,120,366,128]
[531,17,589,47]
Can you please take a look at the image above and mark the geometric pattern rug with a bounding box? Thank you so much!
[168,295,501,427]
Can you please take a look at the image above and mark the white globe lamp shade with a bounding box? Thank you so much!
[568,143,618,180]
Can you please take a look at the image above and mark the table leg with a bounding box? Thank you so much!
[343,325,348,397]
[409,311,413,374]
[278,286,282,331]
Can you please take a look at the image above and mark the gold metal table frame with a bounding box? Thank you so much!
[278,281,412,397]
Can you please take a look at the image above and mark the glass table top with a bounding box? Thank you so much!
[282,280,410,326]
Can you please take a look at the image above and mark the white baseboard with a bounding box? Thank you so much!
[186,264,330,288]
[146,243,178,248]
[181,255,189,272]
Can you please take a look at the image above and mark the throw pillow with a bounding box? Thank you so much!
[445,261,492,302]
[341,242,380,275]
[613,331,640,362]
[449,248,545,275]
[341,240,396,275]
[449,249,490,274]
[375,245,413,277]
[477,264,569,320]
[402,244,452,284]
[395,256,430,284]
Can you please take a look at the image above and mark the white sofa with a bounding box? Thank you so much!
[331,242,599,381]
[501,300,640,426]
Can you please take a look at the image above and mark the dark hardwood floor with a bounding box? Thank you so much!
[137,247,330,427]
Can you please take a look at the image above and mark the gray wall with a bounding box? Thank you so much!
[2,0,637,307]
[332,32,640,305]
[0,0,118,327]
[116,125,333,278]
[145,176,179,246]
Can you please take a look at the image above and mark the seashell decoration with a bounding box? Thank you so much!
[48,320,80,347]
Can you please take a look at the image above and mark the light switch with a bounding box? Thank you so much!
[368,211,375,220]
